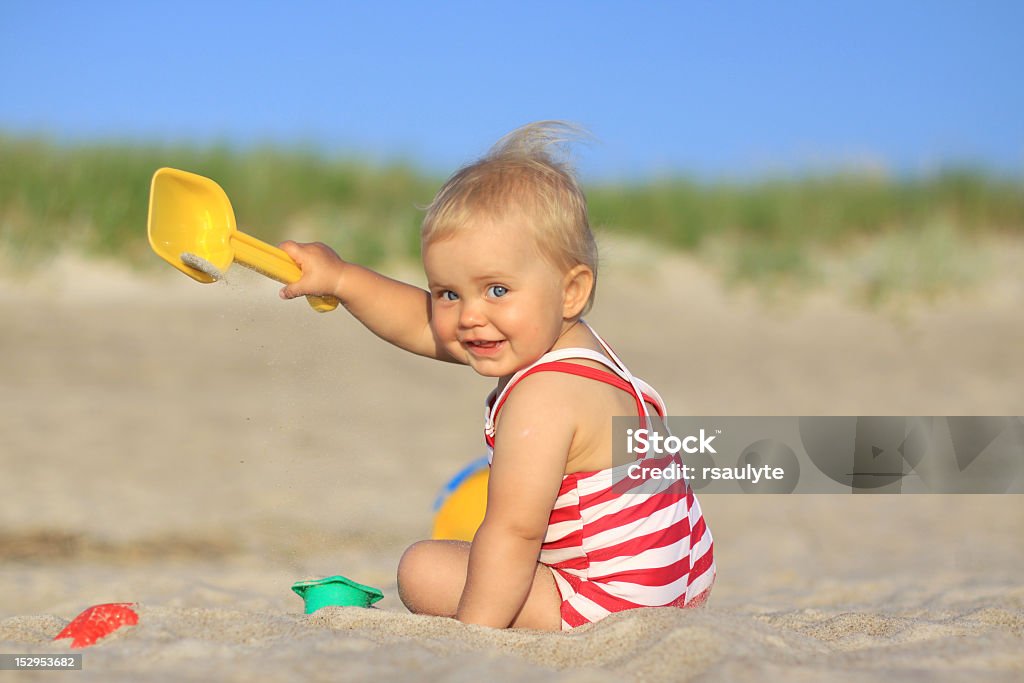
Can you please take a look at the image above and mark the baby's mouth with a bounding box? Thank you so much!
[464,339,505,355]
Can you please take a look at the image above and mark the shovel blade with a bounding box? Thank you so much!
[147,168,236,283]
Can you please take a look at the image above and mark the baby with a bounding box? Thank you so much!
[279,122,714,630]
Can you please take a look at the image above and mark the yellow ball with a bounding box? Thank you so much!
[431,459,489,541]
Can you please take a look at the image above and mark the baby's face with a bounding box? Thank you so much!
[423,216,570,378]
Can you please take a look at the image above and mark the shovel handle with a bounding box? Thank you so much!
[231,231,340,312]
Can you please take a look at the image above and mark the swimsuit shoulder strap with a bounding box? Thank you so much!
[485,323,668,444]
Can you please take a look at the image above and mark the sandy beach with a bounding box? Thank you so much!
[1,243,1022,681]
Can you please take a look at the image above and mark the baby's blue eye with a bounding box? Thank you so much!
[488,285,509,298]
[440,290,459,301]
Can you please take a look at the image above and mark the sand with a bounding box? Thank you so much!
[1,244,1022,681]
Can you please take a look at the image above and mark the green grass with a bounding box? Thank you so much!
[2,134,1022,298]
[587,171,1024,250]
[0,135,440,268]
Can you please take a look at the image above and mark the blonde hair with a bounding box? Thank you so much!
[421,121,599,313]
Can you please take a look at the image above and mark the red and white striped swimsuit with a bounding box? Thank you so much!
[484,325,715,630]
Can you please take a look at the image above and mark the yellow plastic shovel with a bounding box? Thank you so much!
[147,167,339,312]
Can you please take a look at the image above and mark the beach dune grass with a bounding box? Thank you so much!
[1,135,1021,295]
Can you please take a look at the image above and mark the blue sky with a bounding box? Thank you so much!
[2,1,1022,179]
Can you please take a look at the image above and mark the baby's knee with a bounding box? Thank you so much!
[397,540,431,584]
[396,539,468,616]
[396,540,436,602]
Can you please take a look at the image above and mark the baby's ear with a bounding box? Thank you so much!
[562,265,594,319]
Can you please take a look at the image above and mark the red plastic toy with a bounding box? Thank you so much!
[54,603,139,648]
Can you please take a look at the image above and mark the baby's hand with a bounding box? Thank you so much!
[278,241,346,301]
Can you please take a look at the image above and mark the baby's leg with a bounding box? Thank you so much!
[397,539,561,630]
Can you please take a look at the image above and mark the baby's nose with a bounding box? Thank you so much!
[458,299,485,327]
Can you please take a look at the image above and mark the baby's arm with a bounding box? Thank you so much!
[278,241,460,362]
[456,374,574,628]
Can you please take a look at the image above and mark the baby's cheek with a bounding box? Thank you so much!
[430,314,455,343]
